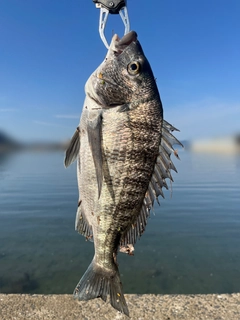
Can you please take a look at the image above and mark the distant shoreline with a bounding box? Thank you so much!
[0,142,68,153]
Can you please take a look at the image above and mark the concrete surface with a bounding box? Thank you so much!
[0,293,240,320]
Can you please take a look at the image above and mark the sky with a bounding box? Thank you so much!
[0,0,239,143]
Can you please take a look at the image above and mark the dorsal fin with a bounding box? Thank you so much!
[64,127,80,168]
[120,119,183,249]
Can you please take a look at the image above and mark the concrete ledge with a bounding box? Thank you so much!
[0,294,240,319]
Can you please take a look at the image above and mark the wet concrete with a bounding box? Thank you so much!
[0,293,240,319]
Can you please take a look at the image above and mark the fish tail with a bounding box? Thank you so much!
[73,259,129,316]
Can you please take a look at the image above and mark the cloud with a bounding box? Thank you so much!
[33,120,66,127]
[0,108,17,112]
[55,114,79,119]
[33,120,69,129]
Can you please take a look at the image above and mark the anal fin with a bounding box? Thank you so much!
[75,200,93,241]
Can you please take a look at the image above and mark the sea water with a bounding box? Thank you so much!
[0,150,240,294]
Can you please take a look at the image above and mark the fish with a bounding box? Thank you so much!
[64,30,183,316]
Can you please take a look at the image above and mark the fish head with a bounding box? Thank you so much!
[85,31,160,109]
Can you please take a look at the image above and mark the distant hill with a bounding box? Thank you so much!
[0,131,20,150]
[0,130,68,152]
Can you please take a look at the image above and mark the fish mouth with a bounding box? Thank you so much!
[85,31,138,108]
[110,31,138,56]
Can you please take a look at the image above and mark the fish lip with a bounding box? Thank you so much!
[111,31,138,56]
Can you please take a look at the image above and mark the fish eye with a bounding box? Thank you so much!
[127,61,140,75]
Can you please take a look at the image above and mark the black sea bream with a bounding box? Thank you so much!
[65,31,182,316]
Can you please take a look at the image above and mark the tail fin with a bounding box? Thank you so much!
[73,259,129,316]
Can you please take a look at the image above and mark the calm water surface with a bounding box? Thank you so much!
[0,150,240,294]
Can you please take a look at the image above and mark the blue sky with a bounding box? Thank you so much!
[0,0,239,142]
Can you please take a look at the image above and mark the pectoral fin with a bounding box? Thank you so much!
[87,112,103,198]
[64,127,80,168]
